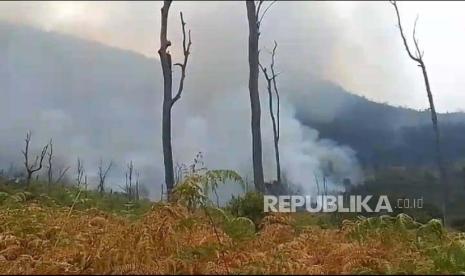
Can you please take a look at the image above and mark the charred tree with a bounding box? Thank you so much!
[135,170,140,201]
[245,1,276,192]
[314,173,321,196]
[98,159,113,195]
[259,41,281,187]
[390,0,449,224]
[158,0,192,199]
[246,1,263,193]
[54,166,70,186]
[246,0,264,192]
[46,139,70,190]
[122,161,138,201]
[22,131,49,186]
[127,161,134,199]
[47,139,53,188]
[76,158,85,188]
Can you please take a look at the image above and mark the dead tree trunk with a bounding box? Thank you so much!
[22,131,49,186]
[54,166,70,186]
[76,158,84,188]
[158,0,192,199]
[390,0,449,225]
[314,173,320,196]
[246,1,265,193]
[47,139,53,189]
[98,159,113,195]
[84,175,88,198]
[128,161,133,199]
[259,41,281,187]
[124,161,135,200]
[45,139,70,189]
[159,0,174,200]
[135,170,140,201]
[270,44,281,189]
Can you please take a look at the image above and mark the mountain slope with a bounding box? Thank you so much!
[0,22,162,181]
[294,82,465,167]
[1,21,465,176]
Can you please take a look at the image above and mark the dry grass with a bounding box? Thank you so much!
[0,202,462,274]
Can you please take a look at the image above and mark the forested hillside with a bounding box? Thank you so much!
[295,82,465,167]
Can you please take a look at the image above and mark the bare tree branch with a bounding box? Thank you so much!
[123,161,136,200]
[412,15,424,59]
[258,1,276,27]
[98,159,113,195]
[172,11,192,106]
[390,0,421,62]
[255,0,264,19]
[76,158,85,187]
[23,131,49,185]
[46,139,68,189]
[135,170,140,200]
[270,40,280,140]
[54,166,70,185]
[47,139,53,187]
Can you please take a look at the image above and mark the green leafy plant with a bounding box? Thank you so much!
[172,152,244,212]
[227,192,264,226]
[207,206,255,241]
[173,169,244,212]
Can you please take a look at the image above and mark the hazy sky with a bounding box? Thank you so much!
[1,1,464,112]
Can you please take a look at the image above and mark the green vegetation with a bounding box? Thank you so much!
[347,166,465,226]
[0,178,151,218]
[226,192,265,226]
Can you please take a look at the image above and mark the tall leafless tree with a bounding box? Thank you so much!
[83,174,88,198]
[22,131,49,186]
[174,162,186,185]
[47,139,53,187]
[55,166,70,186]
[121,161,139,201]
[158,0,192,199]
[313,172,321,196]
[259,41,281,187]
[161,183,165,201]
[245,1,276,193]
[126,161,134,199]
[246,0,263,193]
[98,159,113,195]
[390,0,449,224]
[135,170,140,201]
[76,157,85,187]
[46,139,70,190]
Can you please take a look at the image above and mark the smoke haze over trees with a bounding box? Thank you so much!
[0,21,364,199]
[1,1,465,201]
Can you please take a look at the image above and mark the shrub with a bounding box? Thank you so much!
[226,192,264,225]
[173,169,244,212]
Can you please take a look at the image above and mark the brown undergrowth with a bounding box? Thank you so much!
[0,202,463,274]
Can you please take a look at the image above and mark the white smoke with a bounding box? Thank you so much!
[170,81,363,198]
